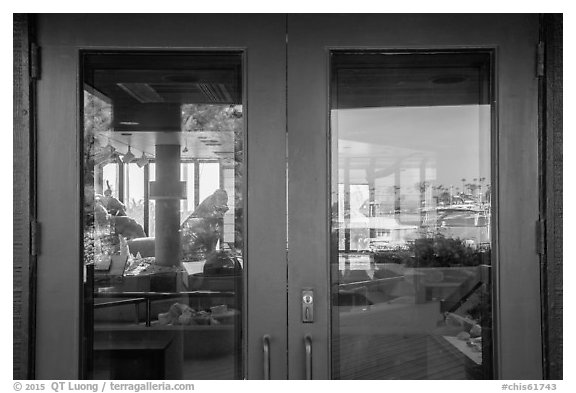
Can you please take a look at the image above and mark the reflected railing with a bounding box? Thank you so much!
[93,290,236,327]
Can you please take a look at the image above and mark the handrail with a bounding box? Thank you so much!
[93,298,146,309]
[94,290,236,299]
[338,275,404,289]
[93,290,236,327]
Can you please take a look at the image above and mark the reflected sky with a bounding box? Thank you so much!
[333,104,491,188]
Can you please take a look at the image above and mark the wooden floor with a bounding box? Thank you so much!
[181,334,484,380]
[93,329,486,379]
[333,334,484,380]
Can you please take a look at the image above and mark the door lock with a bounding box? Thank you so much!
[302,289,314,323]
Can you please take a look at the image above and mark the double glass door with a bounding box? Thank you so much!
[34,14,542,380]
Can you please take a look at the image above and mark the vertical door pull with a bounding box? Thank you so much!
[263,335,271,379]
[305,335,312,379]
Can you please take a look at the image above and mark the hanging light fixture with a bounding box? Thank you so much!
[136,151,149,168]
[122,145,135,163]
[183,134,189,153]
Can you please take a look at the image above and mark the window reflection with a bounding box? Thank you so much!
[331,52,493,379]
[83,52,243,380]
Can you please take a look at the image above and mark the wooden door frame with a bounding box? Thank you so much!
[14,13,563,380]
[540,13,563,381]
[13,13,37,380]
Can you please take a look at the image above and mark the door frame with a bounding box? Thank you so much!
[13,13,37,380]
[540,13,563,381]
[13,13,563,380]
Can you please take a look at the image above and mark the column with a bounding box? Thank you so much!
[153,144,182,267]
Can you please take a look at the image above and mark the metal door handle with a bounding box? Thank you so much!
[305,335,312,379]
[263,335,271,379]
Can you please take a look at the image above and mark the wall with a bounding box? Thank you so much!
[543,13,563,380]
[13,13,35,380]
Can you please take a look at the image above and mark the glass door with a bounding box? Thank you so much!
[34,14,287,380]
[33,14,543,380]
[83,51,246,379]
[287,14,542,379]
[329,50,493,380]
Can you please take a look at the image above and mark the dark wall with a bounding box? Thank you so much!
[542,13,563,380]
[13,13,34,380]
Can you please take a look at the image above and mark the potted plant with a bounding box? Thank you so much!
[404,236,490,304]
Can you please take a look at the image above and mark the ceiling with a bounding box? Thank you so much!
[332,51,491,108]
[84,51,491,174]
[332,51,492,186]
[84,52,242,161]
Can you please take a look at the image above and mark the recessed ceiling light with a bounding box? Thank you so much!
[119,121,140,126]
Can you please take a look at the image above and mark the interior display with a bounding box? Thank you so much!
[83,52,244,379]
[123,254,156,276]
[126,189,230,262]
[182,189,229,260]
[102,181,126,216]
[157,302,234,326]
[94,191,146,240]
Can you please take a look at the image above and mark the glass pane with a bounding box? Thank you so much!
[330,52,493,379]
[149,163,156,237]
[180,163,195,221]
[83,52,244,379]
[199,162,221,203]
[124,163,145,228]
